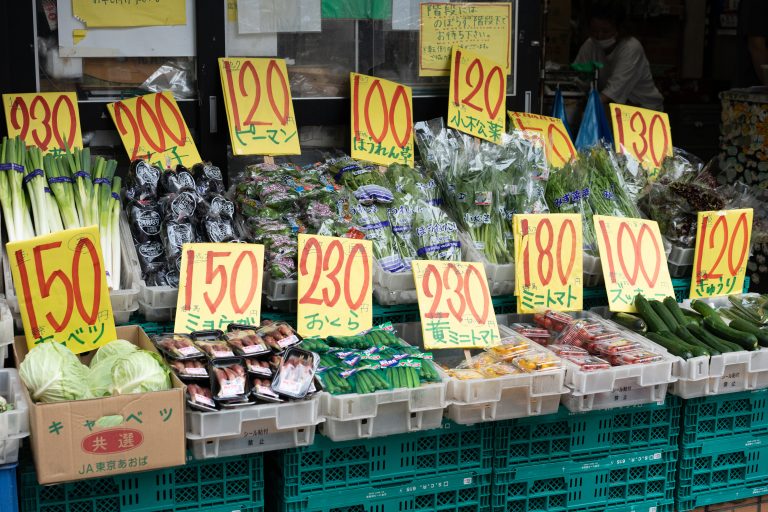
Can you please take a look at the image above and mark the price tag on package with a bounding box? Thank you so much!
[297,234,373,338]
[514,214,583,313]
[594,215,675,312]
[412,260,500,349]
[350,73,414,167]
[610,103,672,180]
[174,243,265,333]
[690,208,753,299]
[2,92,83,153]
[508,112,576,168]
[219,57,300,156]
[7,226,117,353]
[107,91,201,169]
[448,47,506,144]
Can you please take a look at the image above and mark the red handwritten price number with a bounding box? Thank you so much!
[106,91,202,168]
[411,260,500,350]
[174,243,265,333]
[690,208,754,299]
[610,103,672,180]
[218,58,300,156]
[2,92,83,154]
[448,47,507,144]
[7,226,117,354]
[508,112,576,168]
[297,234,373,338]
[513,214,583,313]
[593,215,675,313]
[349,73,414,167]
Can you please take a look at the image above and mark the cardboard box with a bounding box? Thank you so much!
[14,325,185,484]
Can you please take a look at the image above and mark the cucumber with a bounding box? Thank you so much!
[651,300,679,331]
[664,297,691,326]
[691,300,725,325]
[635,295,668,332]
[682,309,703,323]
[611,312,648,333]
[646,332,694,359]
[687,323,739,353]
[675,325,721,355]
[703,316,758,350]
[729,319,768,347]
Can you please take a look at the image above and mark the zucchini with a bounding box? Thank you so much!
[646,332,694,359]
[635,294,668,332]
[691,300,725,325]
[664,297,691,326]
[687,323,738,353]
[729,319,768,347]
[675,325,721,355]
[703,316,758,350]
[651,300,679,331]
[611,312,648,333]
[682,308,703,323]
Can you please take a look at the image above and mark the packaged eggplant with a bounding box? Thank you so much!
[160,217,196,262]
[225,326,270,356]
[154,333,205,360]
[251,377,283,403]
[127,197,163,244]
[159,164,197,195]
[169,358,209,379]
[211,358,248,401]
[191,330,236,359]
[160,190,199,221]
[197,193,235,219]
[244,357,273,377]
[271,347,319,399]
[125,159,161,201]
[258,322,302,351]
[199,215,237,243]
[135,240,166,276]
[187,383,218,412]
[192,162,226,196]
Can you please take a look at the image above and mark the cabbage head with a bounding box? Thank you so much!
[110,351,171,395]
[91,339,137,367]
[20,342,92,403]
[88,356,120,397]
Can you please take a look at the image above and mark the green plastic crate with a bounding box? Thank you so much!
[269,420,493,498]
[372,303,420,325]
[270,470,491,512]
[492,446,676,512]
[19,452,264,512]
[493,397,680,468]
[680,388,768,445]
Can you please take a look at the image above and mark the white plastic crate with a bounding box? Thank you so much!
[0,369,30,464]
[264,274,297,301]
[583,252,603,288]
[460,232,515,297]
[185,398,321,458]
[373,286,418,306]
[394,322,567,423]
[496,312,677,412]
[372,258,417,305]
[667,243,694,278]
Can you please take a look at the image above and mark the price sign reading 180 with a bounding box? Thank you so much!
[2,92,83,154]
[610,103,672,180]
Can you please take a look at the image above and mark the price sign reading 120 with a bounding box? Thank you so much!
[175,243,265,333]
[690,208,753,299]
[2,92,83,154]
[107,91,201,169]
[297,234,373,338]
[219,57,300,156]
[594,215,675,313]
[610,103,672,180]
[514,214,583,313]
[8,226,117,353]
[411,260,500,349]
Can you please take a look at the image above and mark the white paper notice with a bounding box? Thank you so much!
[392,0,448,30]
[237,0,320,33]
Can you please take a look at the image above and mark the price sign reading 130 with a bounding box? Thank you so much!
[175,243,265,333]
[297,234,373,338]
[610,103,672,180]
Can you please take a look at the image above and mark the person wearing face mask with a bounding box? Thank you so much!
[574,1,664,111]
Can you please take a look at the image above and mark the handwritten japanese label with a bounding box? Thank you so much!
[72,0,186,28]
[8,226,117,353]
[107,92,201,169]
[2,92,83,154]
[448,47,506,144]
[297,234,373,338]
[508,111,576,168]
[690,208,753,299]
[419,2,513,77]
[412,260,500,349]
[219,58,300,156]
[174,243,265,333]
[514,214,583,313]
[610,103,672,180]
[594,215,675,312]
[350,73,414,167]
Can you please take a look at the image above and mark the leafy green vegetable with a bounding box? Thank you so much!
[110,350,171,395]
[91,339,138,367]
[20,342,92,403]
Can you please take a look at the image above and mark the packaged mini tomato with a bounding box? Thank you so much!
[554,321,590,347]
[609,349,663,365]
[547,344,588,357]
[271,347,319,398]
[580,325,622,342]
[510,323,550,338]
[487,338,530,361]
[563,355,611,371]
[588,338,642,356]
[512,353,562,372]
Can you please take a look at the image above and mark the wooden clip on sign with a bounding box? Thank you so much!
[2,92,83,153]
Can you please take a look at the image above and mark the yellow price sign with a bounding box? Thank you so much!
[508,112,576,168]
[610,103,672,180]
[7,226,117,354]
[594,215,675,312]
[411,260,500,349]
[514,214,583,312]
[219,58,300,156]
[297,234,373,338]
[72,0,186,27]
[448,47,507,144]
[690,208,753,299]
[174,243,265,333]
[107,91,201,169]
[350,73,414,167]
[2,92,83,154]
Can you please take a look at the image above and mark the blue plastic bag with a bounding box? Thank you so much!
[551,87,573,139]
[575,88,614,150]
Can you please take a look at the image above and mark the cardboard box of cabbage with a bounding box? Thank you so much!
[14,326,185,484]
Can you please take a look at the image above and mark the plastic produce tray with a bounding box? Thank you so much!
[0,369,30,465]
[461,232,515,296]
[492,446,677,512]
[680,388,768,445]
[496,312,677,412]
[19,452,264,512]
[667,243,694,279]
[271,419,492,498]
[493,396,680,468]
[583,252,603,288]
[395,322,567,423]
[186,398,322,459]
[0,463,18,512]
[373,257,417,305]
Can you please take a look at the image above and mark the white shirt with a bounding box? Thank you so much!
[575,37,664,111]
